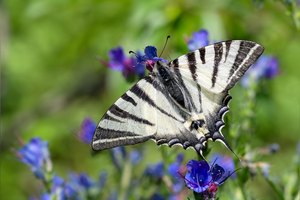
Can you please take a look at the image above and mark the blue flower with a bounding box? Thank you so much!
[136,46,167,72]
[98,172,107,190]
[37,175,65,200]
[144,162,164,179]
[129,150,142,165]
[168,154,185,193]
[78,118,97,144]
[150,193,165,200]
[187,29,210,51]
[241,55,279,87]
[184,159,232,194]
[110,146,127,170]
[210,154,235,179]
[108,47,144,78]
[17,138,51,179]
[64,172,106,199]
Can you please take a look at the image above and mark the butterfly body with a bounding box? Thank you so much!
[92,40,264,155]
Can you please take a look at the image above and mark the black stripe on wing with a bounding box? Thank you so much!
[227,41,254,80]
[187,52,197,81]
[212,42,223,87]
[121,93,137,106]
[172,58,197,111]
[92,127,153,151]
[132,77,184,123]
[199,48,206,64]
[109,104,154,126]
[225,42,264,91]
[103,113,123,123]
[224,40,232,62]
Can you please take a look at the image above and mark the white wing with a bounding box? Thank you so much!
[92,76,203,152]
[166,40,264,149]
[171,40,264,94]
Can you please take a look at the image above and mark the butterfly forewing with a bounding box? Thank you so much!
[173,40,264,93]
[92,76,197,151]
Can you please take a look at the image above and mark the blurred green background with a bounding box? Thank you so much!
[1,0,300,199]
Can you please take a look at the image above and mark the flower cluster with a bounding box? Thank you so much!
[107,46,167,80]
[35,172,107,200]
[144,153,186,199]
[183,155,235,199]
[17,138,107,200]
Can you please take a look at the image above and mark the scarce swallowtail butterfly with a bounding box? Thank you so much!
[92,40,264,156]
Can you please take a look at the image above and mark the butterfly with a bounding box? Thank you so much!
[92,40,264,156]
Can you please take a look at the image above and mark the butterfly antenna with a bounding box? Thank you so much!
[159,35,171,57]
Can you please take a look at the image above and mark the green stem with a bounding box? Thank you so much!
[119,160,132,200]
[240,185,248,200]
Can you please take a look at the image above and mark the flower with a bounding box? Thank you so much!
[187,29,210,51]
[110,146,127,170]
[65,172,107,199]
[150,193,165,200]
[136,46,168,72]
[33,175,65,200]
[78,118,97,144]
[210,154,235,179]
[241,55,279,87]
[108,47,144,79]
[17,138,52,179]
[184,159,232,195]
[144,162,164,179]
[168,154,185,193]
[129,150,142,165]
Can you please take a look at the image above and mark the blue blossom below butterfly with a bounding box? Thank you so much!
[184,159,233,197]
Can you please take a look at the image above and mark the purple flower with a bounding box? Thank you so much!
[17,138,51,179]
[136,46,167,72]
[187,29,210,51]
[108,47,144,78]
[144,162,164,179]
[241,55,279,87]
[78,118,97,144]
[184,159,232,194]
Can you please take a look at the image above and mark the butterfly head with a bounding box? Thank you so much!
[153,61,172,83]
